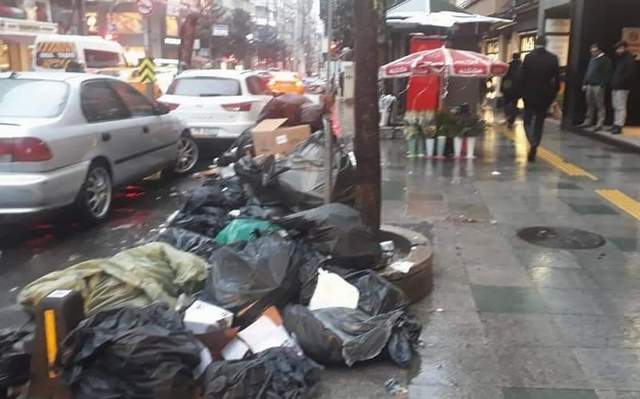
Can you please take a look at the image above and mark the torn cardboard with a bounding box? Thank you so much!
[251,118,311,156]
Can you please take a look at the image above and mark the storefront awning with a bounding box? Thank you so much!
[387,0,511,29]
[387,11,511,28]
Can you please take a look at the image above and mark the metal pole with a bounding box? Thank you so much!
[76,0,85,35]
[323,0,334,205]
[144,17,153,99]
[326,0,333,84]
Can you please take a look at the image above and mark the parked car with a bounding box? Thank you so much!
[268,71,305,95]
[158,69,272,141]
[303,77,327,94]
[0,72,198,223]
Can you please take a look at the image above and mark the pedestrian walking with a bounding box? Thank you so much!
[609,40,637,135]
[578,43,612,131]
[520,36,561,162]
[501,52,523,129]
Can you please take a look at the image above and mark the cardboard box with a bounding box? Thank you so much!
[251,118,311,156]
[184,300,234,334]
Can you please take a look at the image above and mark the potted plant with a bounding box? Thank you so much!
[457,115,486,159]
[422,122,437,158]
[403,111,423,158]
[434,111,456,159]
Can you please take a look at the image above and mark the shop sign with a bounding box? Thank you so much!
[545,19,571,34]
[622,28,640,58]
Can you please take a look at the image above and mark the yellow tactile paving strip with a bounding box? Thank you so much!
[596,189,640,221]
[536,147,599,181]
[501,130,598,181]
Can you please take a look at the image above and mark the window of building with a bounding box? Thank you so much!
[485,40,500,61]
[0,40,10,72]
[520,34,537,59]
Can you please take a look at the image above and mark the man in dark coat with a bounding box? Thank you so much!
[610,40,637,135]
[520,36,561,162]
[501,52,522,129]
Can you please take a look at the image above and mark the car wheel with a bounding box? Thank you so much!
[174,135,199,174]
[76,162,112,224]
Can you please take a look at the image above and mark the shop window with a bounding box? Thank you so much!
[520,34,536,59]
[0,40,10,72]
[112,12,142,34]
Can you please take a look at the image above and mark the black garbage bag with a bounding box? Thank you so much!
[183,177,246,213]
[299,103,325,133]
[345,270,410,315]
[204,235,299,314]
[277,133,356,210]
[60,304,204,399]
[284,306,407,367]
[217,128,256,167]
[291,242,326,306]
[386,313,423,368]
[156,227,221,260]
[203,348,322,399]
[0,329,31,388]
[236,201,291,220]
[234,155,288,206]
[171,206,229,237]
[257,94,311,126]
[276,204,381,269]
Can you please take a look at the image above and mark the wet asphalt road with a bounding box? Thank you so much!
[0,149,220,326]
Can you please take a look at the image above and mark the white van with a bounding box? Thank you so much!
[33,34,127,72]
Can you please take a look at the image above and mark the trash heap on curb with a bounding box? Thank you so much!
[3,95,423,399]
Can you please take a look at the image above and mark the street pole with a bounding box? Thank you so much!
[353,0,381,230]
[323,0,334,205]
[76,0,85,35]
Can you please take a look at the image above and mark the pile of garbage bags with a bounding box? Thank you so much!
[9,112,423,399]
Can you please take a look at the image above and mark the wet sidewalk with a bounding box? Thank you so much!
[329,103,640,398]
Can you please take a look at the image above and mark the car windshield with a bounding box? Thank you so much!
[167,77,241,97]
[0,79,69,118]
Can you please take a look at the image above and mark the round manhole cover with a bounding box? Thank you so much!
[517,226,606,250]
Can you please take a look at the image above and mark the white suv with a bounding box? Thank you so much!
[0,72,198,223]
[158,70,272,141]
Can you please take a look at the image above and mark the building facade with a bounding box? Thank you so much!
[539,0,640,128]
[0,0,57,70]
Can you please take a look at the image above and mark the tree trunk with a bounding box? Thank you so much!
[353,0,381,231]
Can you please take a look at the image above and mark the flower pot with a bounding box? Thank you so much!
[417,136,426,158]
[436,136,447,158]
[425,138,435,158]
[453,137,463,158]
[466,137,477,159]
[407,136,418,158]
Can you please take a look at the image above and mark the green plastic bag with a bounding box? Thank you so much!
[215,219,279,245]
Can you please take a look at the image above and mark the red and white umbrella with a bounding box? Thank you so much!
[380,47,509,79]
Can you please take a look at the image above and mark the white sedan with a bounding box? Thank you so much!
[0,72,199,223]
[158,69,272,141]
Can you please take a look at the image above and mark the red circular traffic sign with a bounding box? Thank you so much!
[137,0,153,16]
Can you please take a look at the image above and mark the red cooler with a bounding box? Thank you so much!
[406,36,446,112]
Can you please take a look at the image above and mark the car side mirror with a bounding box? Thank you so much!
[154,102,171,115]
